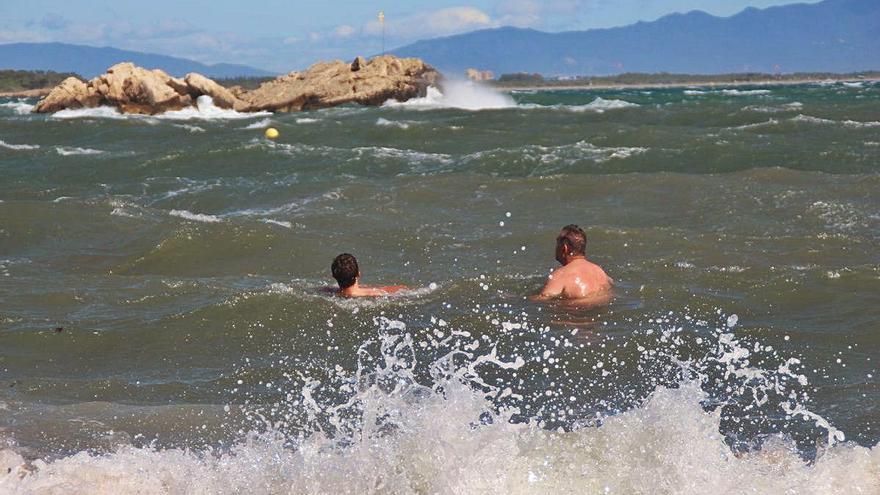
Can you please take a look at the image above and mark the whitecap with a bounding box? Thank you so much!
[242,118,272,130]
[156,96,271,121]
[0,101,35,115]
[295,117,319,124]
[56,146,104,156]
[721,89,772,96]
[520,97,639,113]
[169,209,222,223]
[0,140,39,150]
[261,219,292,229]
[174,124,206,133]
[375,117,411,129]
[384,82,516,111]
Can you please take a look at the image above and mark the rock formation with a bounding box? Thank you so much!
[33,56,439,115]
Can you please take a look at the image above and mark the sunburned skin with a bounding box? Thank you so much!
[531,226,614,305]
[336,283,407,297]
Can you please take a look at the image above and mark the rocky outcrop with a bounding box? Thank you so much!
[33,55,440,115]
[242,55,439,112]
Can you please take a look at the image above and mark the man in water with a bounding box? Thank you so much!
[331,253,406,297]
[532,224,612,303]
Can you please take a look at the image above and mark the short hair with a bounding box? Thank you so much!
[332,253,359,289]
[558,224,587,255]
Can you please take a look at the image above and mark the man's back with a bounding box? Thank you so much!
[546,258,611,299]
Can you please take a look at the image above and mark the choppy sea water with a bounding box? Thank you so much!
[1,81,879,493]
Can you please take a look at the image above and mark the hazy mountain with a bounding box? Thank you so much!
[0,43,275,79]
[392,0,880,76]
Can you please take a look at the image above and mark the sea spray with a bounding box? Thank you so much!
[3,312,877,494]
[384,80,516,110]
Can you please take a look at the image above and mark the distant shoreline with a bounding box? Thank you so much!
[492,76,880,92]
[0,88,52,98]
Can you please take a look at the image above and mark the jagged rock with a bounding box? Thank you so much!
[184,73,249,111]
[33,77,98,113]
[241,55,439,112]
[33,55,440,115]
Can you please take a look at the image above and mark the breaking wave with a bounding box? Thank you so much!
[0,140,39,151]
[0,100,35,115]
[2,313,877,494]
[50,96,270,121]
[55,146,105,156]
[384,81,516,111]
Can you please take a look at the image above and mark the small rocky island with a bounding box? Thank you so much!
[33,55,440,115]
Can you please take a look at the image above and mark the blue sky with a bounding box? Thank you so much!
[0,0,820,72]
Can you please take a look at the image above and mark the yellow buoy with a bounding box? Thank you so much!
[265,127,279,139]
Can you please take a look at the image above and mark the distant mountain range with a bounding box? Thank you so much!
[392,0,880,76]
[0,43,275,79]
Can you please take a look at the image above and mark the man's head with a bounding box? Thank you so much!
[332,253,360,289]
[555,224,587,264]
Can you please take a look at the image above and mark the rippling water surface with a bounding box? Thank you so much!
[1,82,879,493]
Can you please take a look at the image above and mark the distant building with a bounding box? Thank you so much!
[465,68,495,81]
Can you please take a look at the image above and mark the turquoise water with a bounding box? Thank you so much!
[1,82,879,493]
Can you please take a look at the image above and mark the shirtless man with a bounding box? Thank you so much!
[330,253,406,297]
[532,224,612,302]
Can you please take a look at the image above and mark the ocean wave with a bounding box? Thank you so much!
[384,82,516,111]
[51,96,270,121]
[0,100,35,115]
[520,97,640,113]
[0,139,39,150]
[790,114,880,128]
[174,124,206,133]
[375,117,412,129]
[721,89,772,96]
[241,118,272,130]
[2,315,874,494]
[56,146,104,156]
[261,218,293,229]
[168,209,222,223]
[295,117,319,124]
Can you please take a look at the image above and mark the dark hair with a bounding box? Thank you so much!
[332,253,359,289]
[558,224,587,255]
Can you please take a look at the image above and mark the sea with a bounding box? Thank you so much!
[0,80,878,493]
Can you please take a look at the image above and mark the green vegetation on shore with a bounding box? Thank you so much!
[0,70,79,93]
[491,71,880,88]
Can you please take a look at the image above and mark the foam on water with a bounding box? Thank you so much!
[55,146,104,156]
[384,81,516,111]
[50,96,270,121]
[0,101,35,115]
[375,117,412,129]
[0,140,39,151]
[168,209,223,223]
[242,118,273,130]
[519,97,640,113]
[2,313,877,494]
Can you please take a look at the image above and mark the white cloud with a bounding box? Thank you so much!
[361,6,496,40]
[332,24,356,39]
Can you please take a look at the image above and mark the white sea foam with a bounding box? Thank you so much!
[55,146,104,156]
[520,97,640,113]
[0,140,39,150]
[0,101,35,114]
[242,118,272,130]
[168,209,222,223]
[375,117,411,129]
[684,89,707,95]
[52,106,127,119]
[295,117,319,124]
[261,218,293,229]
[721,89,772,96]
[174,124,206,133]
[384,81,516,111]
[52,96,270,121]
[2,317,876,495]
[158,96,271,121]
